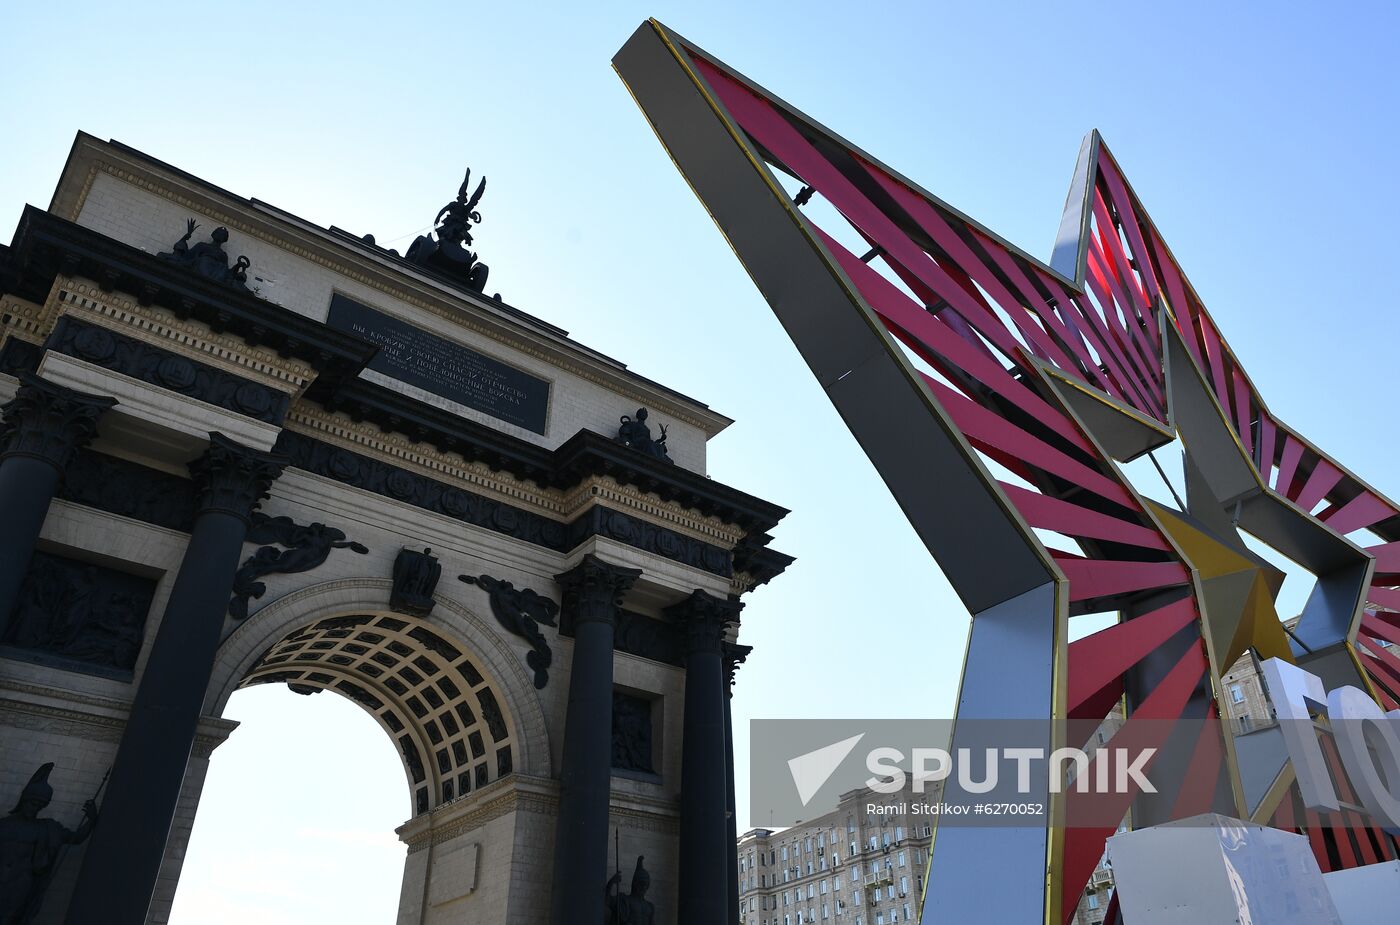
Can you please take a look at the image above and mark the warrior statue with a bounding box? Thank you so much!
[157,219,252,291]
[0,763,98,925]
[405,169,491,293]
[616,408,672,463]
[605,855,655,925]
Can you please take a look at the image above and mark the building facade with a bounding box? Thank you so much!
[737,786,932,925]
[0,133,790,924]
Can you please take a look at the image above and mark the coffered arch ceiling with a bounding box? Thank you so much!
[240,612,516,816]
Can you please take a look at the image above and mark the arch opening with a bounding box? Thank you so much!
[239,611,519,816]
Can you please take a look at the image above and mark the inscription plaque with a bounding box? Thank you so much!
[328,295,550,433]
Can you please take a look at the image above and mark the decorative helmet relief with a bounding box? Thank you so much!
[16,761,55,810]
[631,855,651,895]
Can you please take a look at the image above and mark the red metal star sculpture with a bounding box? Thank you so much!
[617,19,1400,925]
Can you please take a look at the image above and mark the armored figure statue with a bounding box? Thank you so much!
[157,219,252,291]
[605,855,655,925]
[405,169,491,293]
[0,764,98,925]
[391,547,441,616]
[616,408,672,463]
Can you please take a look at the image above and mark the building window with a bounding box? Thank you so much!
[1230,684,1245,703]
[1087,893,1100,910]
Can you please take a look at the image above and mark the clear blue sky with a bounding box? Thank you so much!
[5,2,1398,921]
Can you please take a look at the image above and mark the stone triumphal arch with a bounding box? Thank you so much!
[0,134,790,924]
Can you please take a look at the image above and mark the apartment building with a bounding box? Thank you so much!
[737,784,931,925]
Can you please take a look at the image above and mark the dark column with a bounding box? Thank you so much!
[549,554,640,925]
[670,590,742,925]
[0,372,114,637]
[66,433,285,925]
[722,641,752,924]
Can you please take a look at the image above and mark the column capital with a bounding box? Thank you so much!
[554,553,641,630]
[0,372,116,472]
[189,432,286,523]
[722,641,754,692]
[668,590,743,655]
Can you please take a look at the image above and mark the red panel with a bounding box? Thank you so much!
[1365,541,1400,575]
[1060,642,1208,923]
[1091,189,1153,332]
[1356,633,1400,700]
[1073,679,1127,724]
[1066,599,1197,715]
[1366,586,1400,613]
[1147,227,1203,365]
[1170,706,1224,819]
[1362,610,1400,637]
[862,164,1085,378]
[1232,369,1254,457]
[1294,460,1344,514]
[1195,317,1232,413]
[1304,809,1333,872]
[1257,412,1278,480]
[926,379,1138,509]
[1274,785,1297,831]
[976,231,1123,399]
[1085,247,1164,416]
[1053,553,1190,602]
[1104,892,1121,925]
[1086,231,1153,382]
[1000,483,1169,551]
[1320,737,1362,867]
[1041,273,1159,420]
[697,61,1031,372]
[815,225,1098,456]
[1322,492,1395,535]
[1276,437,1306,497]
[1097,153,1159,303]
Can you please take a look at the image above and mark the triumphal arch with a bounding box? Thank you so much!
[0,133,790,924]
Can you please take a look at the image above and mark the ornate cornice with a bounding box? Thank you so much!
[277,432,738,577]
[0,293,56,344]
[3,206,378,393]
[50,277,317,392]
[62,151,729,436]
[286,403,747,547]
[47,315,291,425]
[285,378,786,544]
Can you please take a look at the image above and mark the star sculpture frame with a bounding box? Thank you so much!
[616,19,1400,925]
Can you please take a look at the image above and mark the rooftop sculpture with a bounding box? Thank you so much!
[405,168,491,294]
